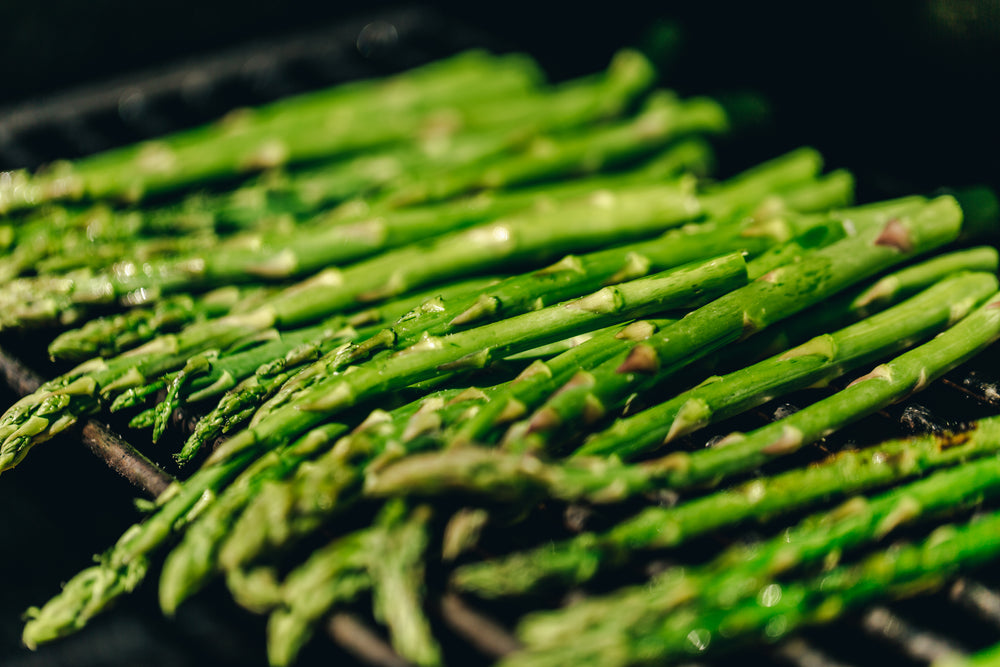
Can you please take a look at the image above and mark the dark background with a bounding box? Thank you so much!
[2,1,999,195]
[1,2,998,666]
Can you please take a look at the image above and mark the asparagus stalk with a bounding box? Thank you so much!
[6,48,667,213]
[452,413,1000,599]
[1,50,549,211]
[638,286,1000,491]
[120,277,496,455]
[453,198,922,452]
[205,253,747,470]
[176,276,506,457]
[259,500,441,667]
[510,297,1000,650]
[367,267,995,502]
[515,445,1000,656]
[574,269,997,459]
[157,422,350,615]
[21,417,358,649]
[0,169,713,333]
[443,199,926,450]
[1,130,512,280]
[0,311,279,473]
[149,279,493,435]
[145,319,375,448]
[48,286,276,361]
[20,445,261,647]
[0,177,723,472]
[0,129,522,280]
[505,196,963,455]
[378,90,727,208]
[340,156,851,366]
[266,529,373,667]
[367,501,441,667]
[215,317,670,572]
[725,245,1000,368]
[503,508,1000,667]
[1,138,510,284]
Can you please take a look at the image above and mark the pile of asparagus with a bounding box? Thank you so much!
[2,46,1000,667]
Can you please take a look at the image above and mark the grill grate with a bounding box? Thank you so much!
[2,7,1000,667]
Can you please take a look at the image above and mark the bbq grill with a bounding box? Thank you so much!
[2,4,1000,666]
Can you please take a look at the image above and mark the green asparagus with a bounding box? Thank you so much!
[1,50,547,211]
[503,508,1000,667]
[452,414,1000,599]
[506,196,962,455]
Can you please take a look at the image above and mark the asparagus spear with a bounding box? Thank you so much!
[48,286,277,361]
[0,169,713,333]
[264,502,439,667]
[462,199,923,451]
[503,508,1000,667]
[638,286,1000,491]
[366,501,441,667]
[204,253,747,471]
[6,48,667,214]
[22,415,362,650]
[47,135,710,358]
[266,529,373,667]
[574,269,997,460]
[1,129,508,277]
[0,129,522,280]
[458,280,1000,604]
[443,198,926,450]
[506,196,963,455]
[1,50,549,211]
[727,245,1000,367]
[362,269,997,506]
[378,90,727,208]
[156,421,351,614]
[1,139,508,284]
[452,413,1000,599]
[510,296,1000,650]
[0,176,726,472]
[515,445,1000,656]
[0,312,277,473]
[20,444,260,647]
[340,156,851,366]
[216,318,671,572]
[150,278,495,435]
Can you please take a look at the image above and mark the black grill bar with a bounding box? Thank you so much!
[860,606,969,665]
[950,578,1000,630]
[0,342,174,498]
[773,638,856,667]
[328,613,412,667]
[437,593,520,659]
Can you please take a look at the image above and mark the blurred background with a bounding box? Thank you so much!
[0,2,998,665]
[2,0,999,195]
